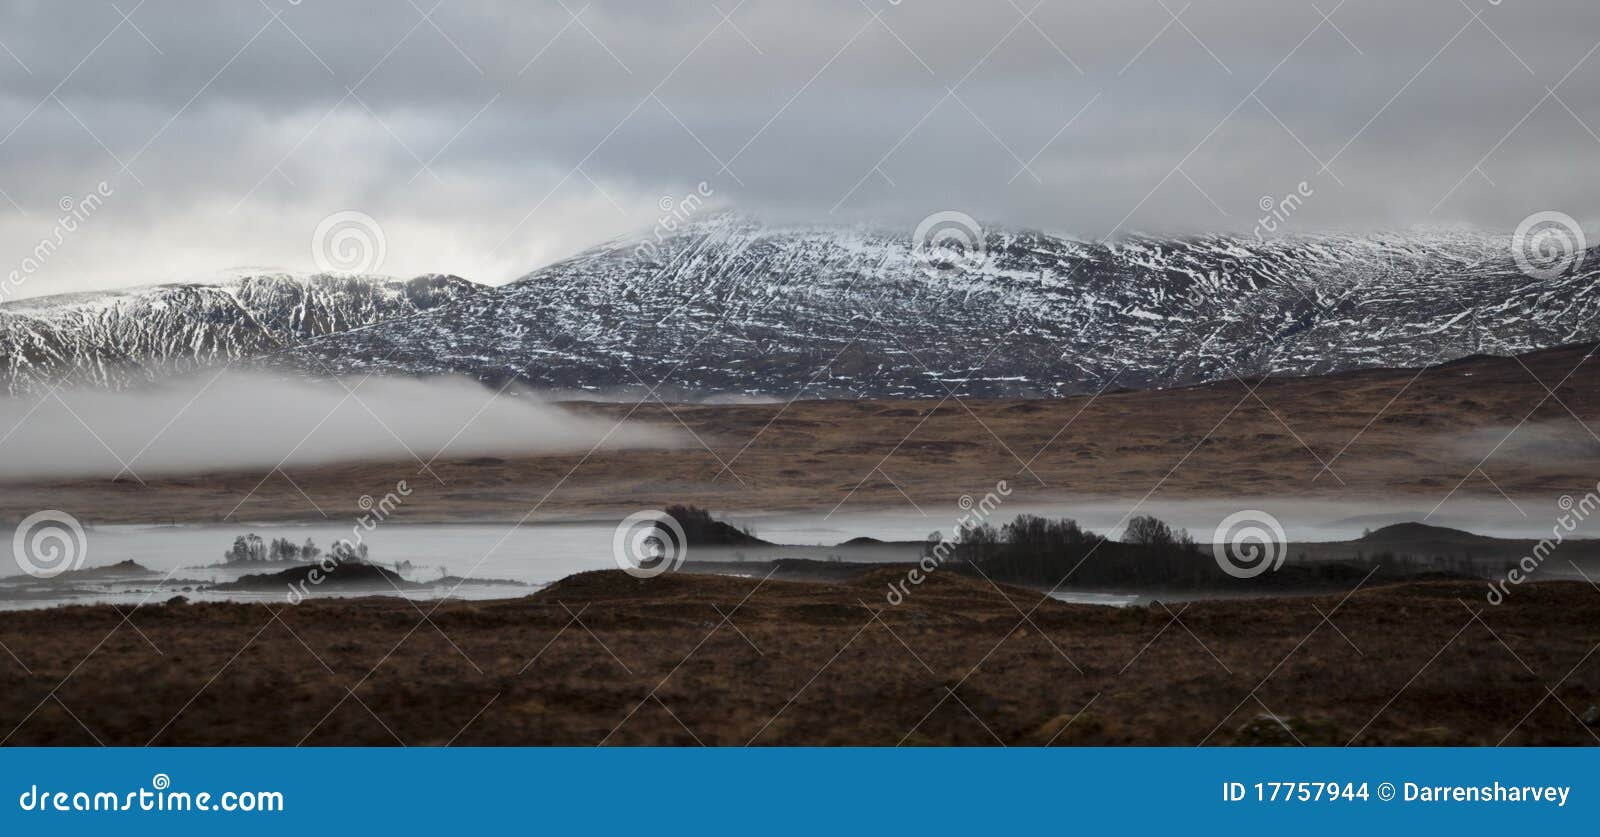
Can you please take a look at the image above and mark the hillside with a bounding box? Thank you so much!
[0,272,485,393]
[265,215,1600,398]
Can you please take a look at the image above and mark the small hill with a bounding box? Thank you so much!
[58,559,153,577]
[1356,522,1497,545]
[664,505,770,546]
[214,562,416,591]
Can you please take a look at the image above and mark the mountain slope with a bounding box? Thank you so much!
[0,273,486,393]
[266,216,1600,398]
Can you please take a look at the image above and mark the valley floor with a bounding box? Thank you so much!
[2,571,1596,746]
[4,342,1598,524]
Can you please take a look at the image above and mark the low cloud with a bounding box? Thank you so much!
[0,373,681,478]
[1453,422,1600,468]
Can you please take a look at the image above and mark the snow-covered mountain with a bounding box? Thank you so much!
[262,215,1599,398]
[3,215,1595,399]
[0,273,484,394]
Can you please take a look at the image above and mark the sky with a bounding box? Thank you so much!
[0,0,1597,298]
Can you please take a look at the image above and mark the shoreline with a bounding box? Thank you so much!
[5,517,1596,612]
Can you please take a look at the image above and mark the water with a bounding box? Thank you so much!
[0,515,934,611]
[1046,591,1142,608]
[0,498,1581,611]
[1,514,935,584]
[730,497,1579,544]
[52,521,626,586]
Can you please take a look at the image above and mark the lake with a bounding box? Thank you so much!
[0,497,1579,610]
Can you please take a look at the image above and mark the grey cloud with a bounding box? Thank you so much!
[0,0,1597,297]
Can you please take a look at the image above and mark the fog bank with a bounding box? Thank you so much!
[0,373,681,478]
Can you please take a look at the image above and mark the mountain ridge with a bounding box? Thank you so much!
[2,215,1596,399]
[0,272,486,393]
[266,215,1600,398]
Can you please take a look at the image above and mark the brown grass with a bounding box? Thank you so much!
[2,571,1597,746]
[3,343,1595,524]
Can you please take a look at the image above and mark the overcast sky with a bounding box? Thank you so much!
[0,0,1597,298]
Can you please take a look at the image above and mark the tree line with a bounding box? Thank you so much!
[938,514,1475,591]
[223,534,370,565]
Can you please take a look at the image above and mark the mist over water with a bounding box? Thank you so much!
[727,497,1590,544]
[0,373,682,478]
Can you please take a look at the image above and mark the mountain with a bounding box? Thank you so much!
[0,272,485,394]
[261,214,1599,398]
[3,215,1597,399]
